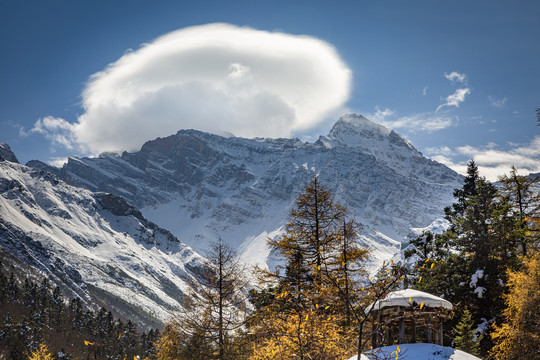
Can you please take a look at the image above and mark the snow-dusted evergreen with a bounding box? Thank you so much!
[29,114,462,271]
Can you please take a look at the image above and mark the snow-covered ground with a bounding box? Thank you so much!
[350,343,481,360]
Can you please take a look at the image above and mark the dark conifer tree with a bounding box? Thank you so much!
[409,160,522,356]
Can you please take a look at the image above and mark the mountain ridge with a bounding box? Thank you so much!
[26,114,463,270]
[0,157,210,328]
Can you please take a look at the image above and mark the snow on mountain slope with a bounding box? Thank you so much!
[28,114,463,270]
[0,156,209,328]
[0,143,19,163]
[318,114,456,182]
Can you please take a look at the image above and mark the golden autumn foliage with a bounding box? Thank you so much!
[28,343,54,360]
[154,321,185,360]
[249,309,355,360]
[490,252,540,360]
[248,178,374,360]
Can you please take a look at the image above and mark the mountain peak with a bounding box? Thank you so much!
[314,114,447,180]
[321,114,415,151]
[0,143,19,163]
[330,113,391,139]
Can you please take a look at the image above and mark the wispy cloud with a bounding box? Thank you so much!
[425,137,540,181]
[370,107,396,123]
[32,23,351,155]
[30,116,78,150]
[488,95,507,108]
[436,88,471,113]
[424,145,455,157]
[444,71,467,83]
[369,107,454,133]
[48,157,69,167]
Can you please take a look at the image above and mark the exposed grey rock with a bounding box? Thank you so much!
[0,160,209,328]
[0,143,19,163]
[32,114,463,268]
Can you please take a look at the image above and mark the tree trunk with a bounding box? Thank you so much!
[218,243,224,360]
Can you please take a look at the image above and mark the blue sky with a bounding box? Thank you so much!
[1,0,538,180]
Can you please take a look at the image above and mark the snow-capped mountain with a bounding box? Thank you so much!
[29,114,463,270]
[0,152,209,329]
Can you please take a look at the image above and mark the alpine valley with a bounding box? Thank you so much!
[1,114,463,326]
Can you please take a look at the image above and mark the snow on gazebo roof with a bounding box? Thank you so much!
[366,289,453,314]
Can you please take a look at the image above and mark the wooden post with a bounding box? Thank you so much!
[377,313,383,346]
[411,318,416,343]
[438,320,444,345]
[426,317,432,343]
[399,317,405,344]
[371,318,377,349]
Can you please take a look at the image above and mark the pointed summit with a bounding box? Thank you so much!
[319,114,416,153]
[315,114,433,179]
[329,114,392,142]
[0,143,19,163]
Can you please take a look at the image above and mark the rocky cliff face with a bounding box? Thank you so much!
[0,143,19,163]
[0,157,209,328]
[28,114,463,270]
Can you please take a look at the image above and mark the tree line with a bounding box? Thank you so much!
[0,261,158,359]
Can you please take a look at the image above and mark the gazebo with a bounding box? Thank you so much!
[365,289,453,348]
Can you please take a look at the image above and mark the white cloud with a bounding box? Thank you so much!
[426,136,540,181]
[370,107,396,123]
[368,107,454,133]
[444,71,467,83]
[48,157,69,167]
[488,95,507,108]
[39,23,351,154]
[422,87,428,96]
[436,88,471,113]
[424,146,454,157]
[387,113,454,132]
[31,116,77,150]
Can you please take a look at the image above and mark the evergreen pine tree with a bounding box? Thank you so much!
[453,308,482,357]
[409,160,522,356]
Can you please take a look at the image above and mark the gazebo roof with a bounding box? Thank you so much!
[366,289,453,314]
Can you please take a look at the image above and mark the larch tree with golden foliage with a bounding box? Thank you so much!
[490,252,540,360]
[28,343,54,360]
[154,321,184,360]
[249,309,355,360]
[154,240,248,360]
[248,177,369,360]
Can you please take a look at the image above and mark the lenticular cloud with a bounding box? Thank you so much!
[71,23,351,153]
